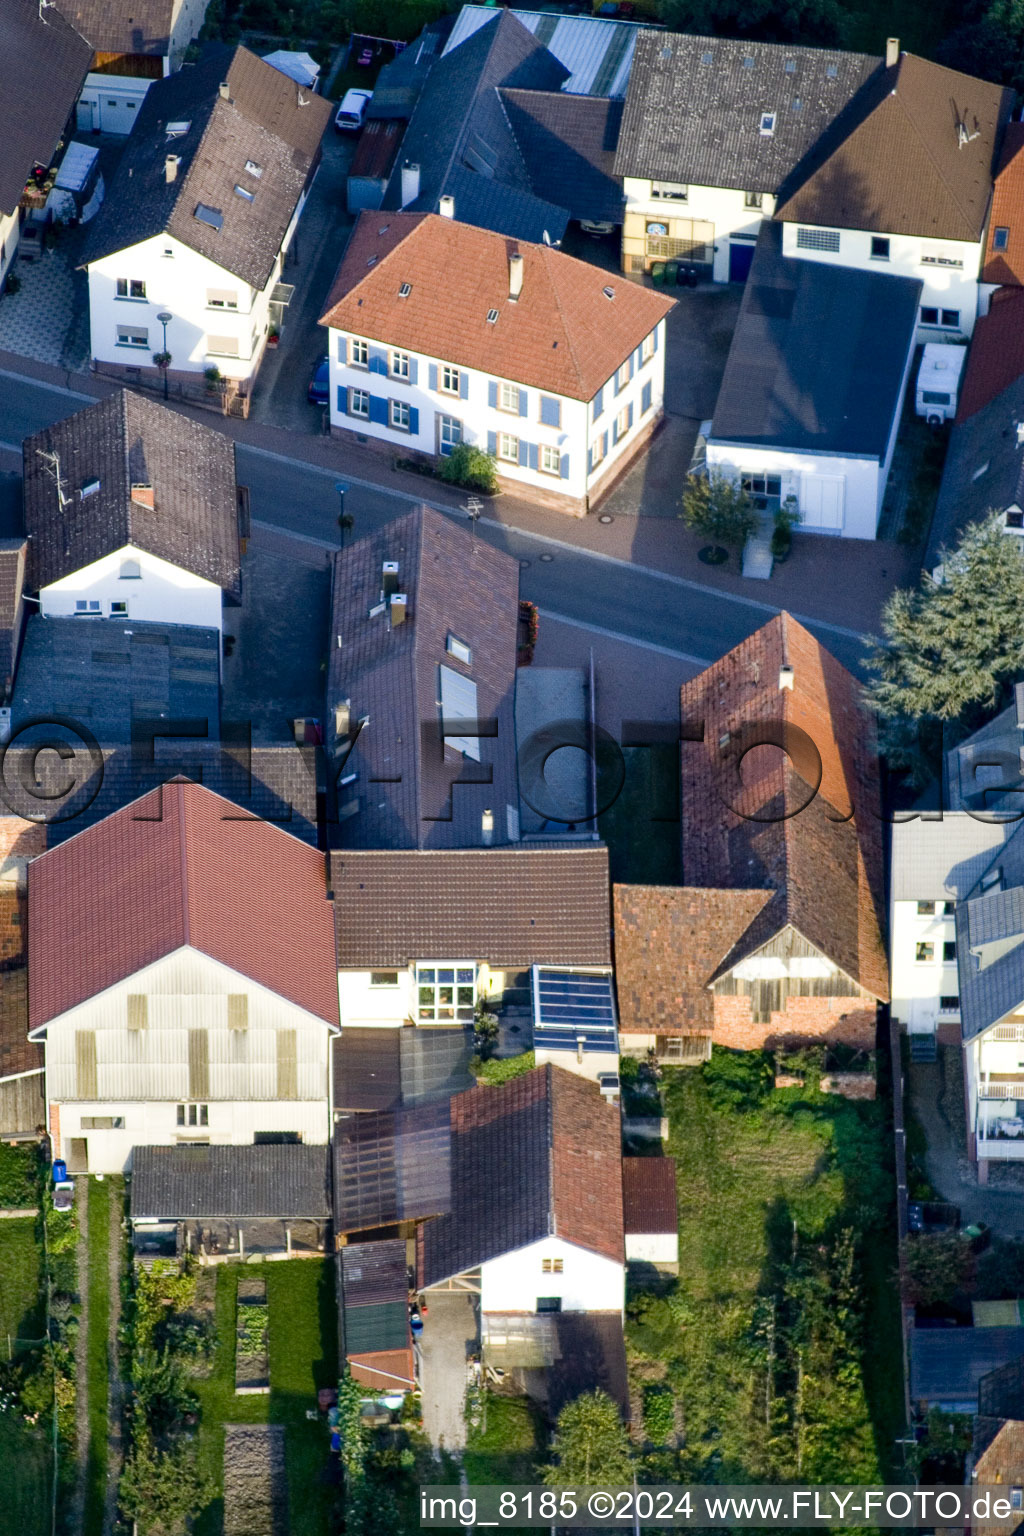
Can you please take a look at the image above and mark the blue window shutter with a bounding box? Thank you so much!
[487,430,497,455]
[518,389,528,418]
[488,380,498,408]
[518,439,529,468]
[541,395,560,428]
[560,454,569,480]
[587,447,593,475]
[336,386,347,415]
[628,402,634,431]
[459,370,469,400]
[429,363,438,391]
[409,406,419,435]
[652,326,659,353]
[602,430,608,458]
[336,334,346,363]
[369,347,388,375]
[629,350,636,378]
[593,386,603,420]
[409,357,418,386]
[641,380,652,414]
[368,394,388,426]
[528,442,538,471]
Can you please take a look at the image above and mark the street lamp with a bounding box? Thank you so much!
[335,482,351,547]
[156,311,173,400]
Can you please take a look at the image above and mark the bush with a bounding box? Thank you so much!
[0,1143,40,1206]
[680,471,760,552]
[701,1047,774,1112]
[438,443,499,494]
[471,1051,535,1085]
[642,1383,675,1445]
[905,1232,977,1306]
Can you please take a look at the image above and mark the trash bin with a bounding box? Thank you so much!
[685,266,699,288]
[52,1159,67,1184]
[651,262,666,287]
[664,260,678,286]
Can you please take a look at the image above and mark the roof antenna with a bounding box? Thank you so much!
[35,448,68,512]
[38,0,55,21]
[958,118,981,147]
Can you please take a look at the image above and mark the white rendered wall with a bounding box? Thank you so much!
[888,900,958,1033]
[623,178,776,283]
[705,442,883,540]
[40,544,223,633]
[54,1097,327,1175]
[480,1236,624,1314]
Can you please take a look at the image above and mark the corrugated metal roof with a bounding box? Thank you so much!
[443,4,639,96]
[332,1101,452,1232]
[890,815,1011,902]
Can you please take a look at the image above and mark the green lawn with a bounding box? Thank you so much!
[0,1213,49,1536]
[627,1055,903,1482]
[598,746,681,887]
[464,1394,544,1485]
[194,1260,339,1536]
[83,1178,112,1536]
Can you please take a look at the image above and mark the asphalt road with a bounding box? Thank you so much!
[0,368,871,677]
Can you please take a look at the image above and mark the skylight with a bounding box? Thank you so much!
[759,112,776,136]
[81,477,100,498]
[194,203,223,230]
[826,63,838,77]
[234,184,254,201]
[486,308,499,323]
[791,98,803,112]
[701,49,713,63]
[165,120,190,138]
[785,59,796,72]
[398,282,412,297]
[244,159,263,177]
[743,56,755,68]
[603,285,615,299]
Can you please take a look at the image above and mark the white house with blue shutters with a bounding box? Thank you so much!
[319,214,676,515]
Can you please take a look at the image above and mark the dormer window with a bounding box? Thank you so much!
[760,112,776,136]
[244,159,262,178]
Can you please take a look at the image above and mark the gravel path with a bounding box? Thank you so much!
[69,1185,89,1536]
[102,1181,124,1535]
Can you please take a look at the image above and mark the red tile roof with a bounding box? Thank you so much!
[28,779,338,1029]
[956,287,1024,423]
[622,1156,678,1236]
[320,212,675,401]
[982,123,1024,287]
[348,1349,416,1391]
[678,612,888,1002]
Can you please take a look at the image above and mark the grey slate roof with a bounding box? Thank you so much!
[501,90,624,225]
[130,1143,331,1219]
[890,816,1012,903]
[928,376,1024,569]
[367,23,448,121]
[709,224,921,458]
[329,848,612,966]
[381,10,572,244]
[911,1326,1024,1408]
[81,44,331,289]
[58,0,175,55]
[327,506,520,851]
[0,0,92,216]
[23,390,241,594]
[613,29,879,191]
[956,822,1024,1041]
[945,699,1024,815]
[0,540,27,701]
[332,1026,474,1113]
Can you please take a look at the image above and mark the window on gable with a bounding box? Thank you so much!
[446,633,472,665]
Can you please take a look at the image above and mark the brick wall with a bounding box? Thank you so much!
[712,993,877,1051]
[48,1101,60,1161]
[0,817,45,889]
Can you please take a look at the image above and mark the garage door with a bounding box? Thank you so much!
[800,475,845,532]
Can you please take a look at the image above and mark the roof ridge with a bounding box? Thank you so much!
[887,59,978,232]
[546,1061,555,1238]
[542,246,585,392]
[177,780,191,946]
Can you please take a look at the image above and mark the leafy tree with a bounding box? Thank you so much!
[543,1390,633,1487]
[119,1429,209,1536]
[904,1232,977,1306]
[657,0,841,46]
[681,472,760,553]
[438,443,498,494]
[131,1348,198,1437]
[866,513,1024,751]
[702,1047,774,1112]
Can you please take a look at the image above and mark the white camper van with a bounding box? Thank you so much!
[916,344,967,425]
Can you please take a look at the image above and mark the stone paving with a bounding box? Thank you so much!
[0,231,85,368]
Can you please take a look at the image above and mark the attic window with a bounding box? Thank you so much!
[981,866,1002,892]
[972,461,990,481]
[660,45,672,59]
[398,282,412,297]
[81,477,100,498]
[244,159,262,177]
[994,226,1010,252]
[234,184,254,201]
[377,225,390,235]
[602,285,616,300]
[791,98,803,112]
[826,63,838,77]
[165,120,190,137]
[446,632,472,665]
[194,202,223,230]
[700,50,713,63]
[785,58,796,72]
[366,255,378,267]
[486,308,499,323]
[743,56,755,68]
[760,112,776,136]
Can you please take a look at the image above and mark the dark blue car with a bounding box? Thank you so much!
[307,355,329,405]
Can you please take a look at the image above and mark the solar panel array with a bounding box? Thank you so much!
[532,967,618,1054]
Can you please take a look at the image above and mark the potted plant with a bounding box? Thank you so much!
[267,329,280,348]
[204,365,222,392]
[153,350,172,370]
[770,498,801,562]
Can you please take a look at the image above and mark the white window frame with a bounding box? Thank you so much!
[415,963,477,1022]
[651,180,688,201]
[390,349,410,380]
[390,398,411,431]
[497,432,519,463]
[499,382,520,414]
[116,325,148,348]
[349,388,370,419]
[350,338,369,367]
[539,444,561,477]
[441,365,461,395]
[438,414,462,456]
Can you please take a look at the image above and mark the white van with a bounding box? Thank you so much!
[334,89,372,132]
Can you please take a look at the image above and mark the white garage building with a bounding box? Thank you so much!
[706,228,921,539]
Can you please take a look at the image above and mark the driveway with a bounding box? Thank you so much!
[248,131,358,434]
[419,1290,479,1453]
[909,1047,1024,1236]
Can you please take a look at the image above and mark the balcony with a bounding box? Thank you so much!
[977,1132,1024,1159]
